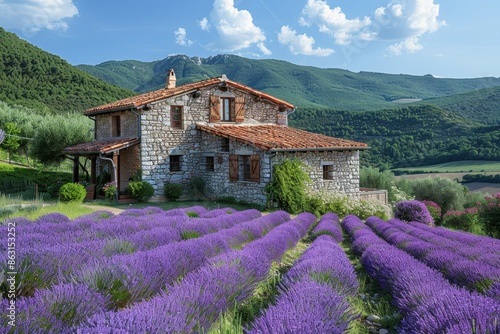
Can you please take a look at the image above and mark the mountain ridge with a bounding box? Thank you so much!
[76,54,500,112]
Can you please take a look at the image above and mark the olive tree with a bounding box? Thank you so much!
[31,114,92,166]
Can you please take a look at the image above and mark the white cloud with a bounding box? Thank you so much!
[209,0,266,52]
[0,0,78,33]
[300,0,374,45]
[278,25,334,57]
[198,17,210,31]
[257,42,272,55]
[374,0,446,55]
[386,36,423,55]
[175,28,193,46]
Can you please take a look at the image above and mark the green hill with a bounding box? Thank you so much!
[289,105,500,168]
[0,28,135,114]
[413,86,500,125]
[77,54,500,112]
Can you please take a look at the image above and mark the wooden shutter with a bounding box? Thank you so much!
[229,155,238,182]
[229,98,236,121]
[209,95,220,123]
[250,155,260,183]
[235,96,245,123]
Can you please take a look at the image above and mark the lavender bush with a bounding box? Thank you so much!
[310,213,343,242]
[344,215,500,333]
[1,283,109,333]
[76,212,315,333]
[394,200,434,226]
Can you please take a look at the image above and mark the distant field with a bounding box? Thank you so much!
[393,160,500,173]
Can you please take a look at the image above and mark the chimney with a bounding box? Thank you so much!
[166,68,176,89]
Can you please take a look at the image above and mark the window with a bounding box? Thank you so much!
[220,97,233,121]
[221,138,230,152]
[210,96,244,123]
[170,106,183,129]
[243,156,251,181]
[169,155,181,172]
[323,165,334,180]
[205,156,215,171]
[112,115,121,137]
[229,154,260,182]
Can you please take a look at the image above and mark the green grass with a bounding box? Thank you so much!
[1,197,95,222]
[393,160,500,173]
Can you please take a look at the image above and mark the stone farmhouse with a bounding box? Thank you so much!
[63,70,368,205]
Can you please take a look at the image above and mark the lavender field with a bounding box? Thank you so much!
[1,206,499,333]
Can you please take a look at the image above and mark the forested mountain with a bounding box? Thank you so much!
[290,105,500,168]
[0,28,135,114]
[77,54,500,111]
[413,86,500,125]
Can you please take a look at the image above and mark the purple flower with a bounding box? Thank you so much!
[311,213,343,243]
[34,212,71,224]
[248,278,355,334]
[394,200,434,226]
[1,283,109,333]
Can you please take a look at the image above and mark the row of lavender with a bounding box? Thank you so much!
[343,215,500,333]
[1,207,294,332]
[2,206,243,251]
[366,216,500,300]
[74,212,318,333]
[0,207,264,297]
[247,213,359,333]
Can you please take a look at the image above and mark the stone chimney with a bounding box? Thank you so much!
[166,68,176,89]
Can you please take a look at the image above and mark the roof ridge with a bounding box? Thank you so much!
[85,76,294,115]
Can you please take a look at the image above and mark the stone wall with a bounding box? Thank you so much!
[360,188,388,204]
[139,85,285,201]
[95,110,139,140]
[197,136,361,205]
[274,150,361,198]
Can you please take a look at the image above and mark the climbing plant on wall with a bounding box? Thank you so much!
[265,158,310,214]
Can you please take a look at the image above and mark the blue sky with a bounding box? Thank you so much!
[1,0,499,78]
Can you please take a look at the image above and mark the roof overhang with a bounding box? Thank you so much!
[270,146,370,152]
[62,138,140,156]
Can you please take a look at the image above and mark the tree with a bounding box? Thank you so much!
[1,122,21,162]
[30,114,92,166]
[360,167,399,202]
[410,177,468,214]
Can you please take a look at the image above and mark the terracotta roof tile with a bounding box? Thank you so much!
[196,124,368,151]
[63,138,139,155]
[85,76,294,115]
